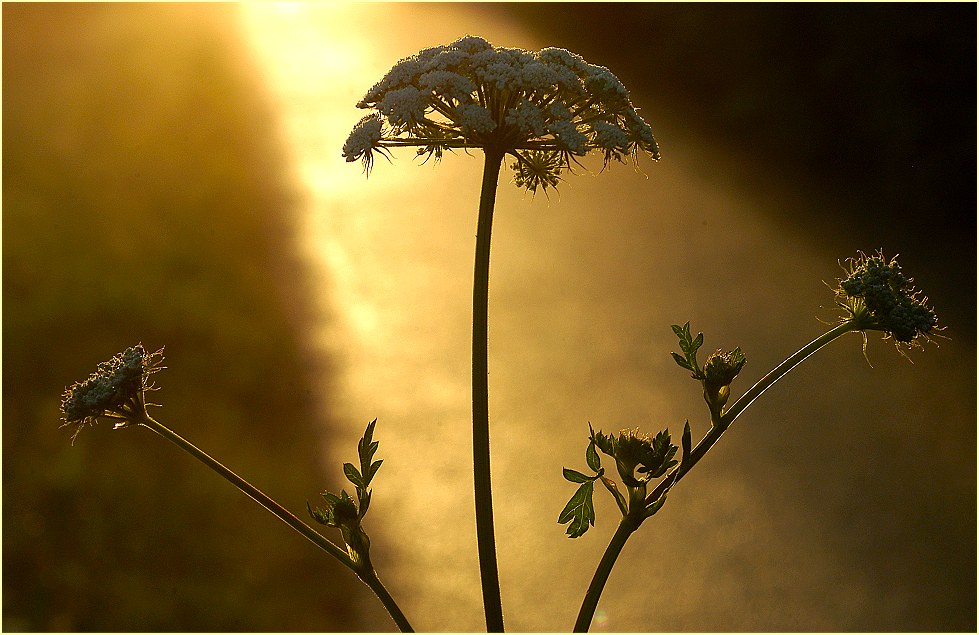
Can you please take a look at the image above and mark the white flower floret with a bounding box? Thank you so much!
[547,102,573,121]
[360,56,427,106]
[342,114,384,162]
[505,99,547,136]
[538,47,589,75]
[378,86,430,127]
[457,104,497,135]
[451,35,492,54]
[548,119,587,154]
[517,61,560,93]
[584,65,630,105]
[419,70,477,103]
[591,120,631,151]
[474,58,521,92]
[425,48,471,73]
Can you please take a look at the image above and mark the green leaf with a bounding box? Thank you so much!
[558,480,596,538]
[358,489,372,519]
[671,351,693,372]
[691,331,704,352]
[563,467,596,484]
[672,322,706,380]
[585,440,601,472]
[357,419,382,489]
[343,462,364,488]
[367,459,383,482]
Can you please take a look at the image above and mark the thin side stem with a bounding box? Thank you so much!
[721,320,858,426]
[136,413,414,632]
[472,147,506,632]
[647,321,859,506]
[574,321,859,632]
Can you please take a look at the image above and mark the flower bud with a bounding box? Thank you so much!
[702,347,746,415]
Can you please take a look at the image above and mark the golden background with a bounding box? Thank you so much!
[4,3,974,632]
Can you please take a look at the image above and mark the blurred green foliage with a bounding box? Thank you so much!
[3,4,370,630]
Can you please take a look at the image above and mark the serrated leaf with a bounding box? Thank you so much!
[563,467,596,483]
[320,491,341,505]
[586,440,601,472]
[558,480,596,538]
[343,462,364,488]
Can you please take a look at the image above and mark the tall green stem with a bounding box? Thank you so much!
[136,413,414,633]
[574,321,859,631]
[472,147,506,632]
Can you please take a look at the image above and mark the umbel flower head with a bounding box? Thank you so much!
[834,251,939,350]
[343,35,660,193]
[60,344,164,442]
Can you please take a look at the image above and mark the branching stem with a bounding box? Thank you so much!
[574,320,860,631]
[135,413,414,633]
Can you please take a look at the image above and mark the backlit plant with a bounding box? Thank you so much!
[61,35,941,633]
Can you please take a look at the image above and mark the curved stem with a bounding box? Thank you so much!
[643,321,860,508]
[721,320,858,426]
[574,322,860,632]
[136,414,415,632]
[472,147,506,632]
[574,515,640,632]
[359,568,415,633]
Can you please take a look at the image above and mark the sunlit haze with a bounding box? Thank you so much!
[5,4,967,632]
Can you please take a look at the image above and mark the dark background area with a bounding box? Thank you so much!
[3,3,974,632]
[489,2,976,337]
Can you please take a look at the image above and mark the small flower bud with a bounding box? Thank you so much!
[591,427,678,491]
[702,347,747,415]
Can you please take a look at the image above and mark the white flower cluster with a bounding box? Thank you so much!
[342,35,659,191]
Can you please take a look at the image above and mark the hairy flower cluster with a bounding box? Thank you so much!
[835,251,938,345]
[591,426,678,488]
[60,344,164,441]
[342,35,659,193]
